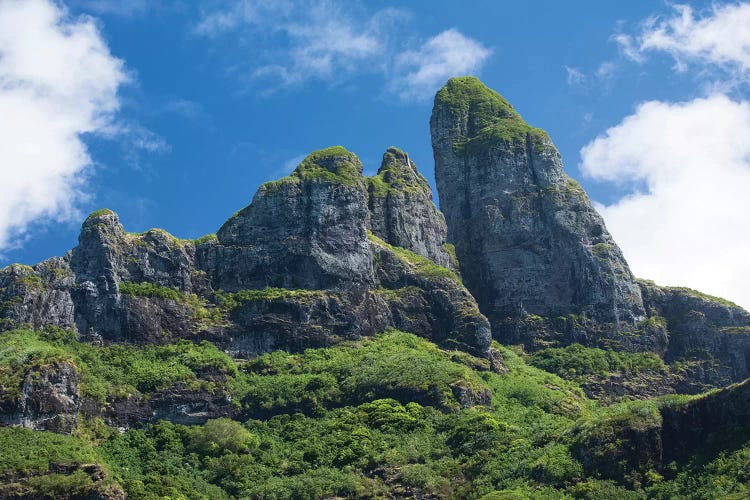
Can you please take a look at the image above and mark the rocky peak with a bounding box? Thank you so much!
[290,145,364,185]
[367,147,454,269]
[375,147,425,191]
[69,209,126,281]
[214,146,372,289]
[431,76,651,350]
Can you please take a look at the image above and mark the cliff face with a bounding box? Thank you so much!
[367,147,455,270]
[1,76,750,499]
[640,280,750,390]
[0,146,490,358]
[430,77,656,352]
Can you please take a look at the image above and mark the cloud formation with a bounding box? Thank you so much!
[194,1,490,100]
[390,29,491,100]
[616,2,750,80]
[580,95,750,309]
[0,0,128,249]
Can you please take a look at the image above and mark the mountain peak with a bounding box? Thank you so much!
[290,145,363,186]
[431,77,651,350]
[433,76,549,152]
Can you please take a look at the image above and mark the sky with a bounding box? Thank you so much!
[2,0,750,310]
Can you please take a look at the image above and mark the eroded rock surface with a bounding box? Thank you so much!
[431,76,656,351]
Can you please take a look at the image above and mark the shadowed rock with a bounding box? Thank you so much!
[431,76,652,351]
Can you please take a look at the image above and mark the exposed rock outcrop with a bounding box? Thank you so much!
[661,378,750,463]
[0,146,491,361]
[212,147,373,290]
[640,280,750,390]
[574,378,750,484]
[367,147,455,270]
[0,360,80,434]
[430,76,655,351]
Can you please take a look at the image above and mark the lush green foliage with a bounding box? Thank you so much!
[292,146,363,187]
[1,327,749,498]
[241,330,489,414]
[0,426,98,474]
[217,287,326,311]
[0,328,238,403]
[530,344,666,380]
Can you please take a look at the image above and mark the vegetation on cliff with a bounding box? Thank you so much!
[1,327,749,498]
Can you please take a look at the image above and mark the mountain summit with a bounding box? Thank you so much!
[431,76,651,350]
[0,78,749,499]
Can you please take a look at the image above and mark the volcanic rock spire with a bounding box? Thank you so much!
[431,76,655,350]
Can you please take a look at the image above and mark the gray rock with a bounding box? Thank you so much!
[431,76,650,350]
[0,361,80,434]
[367,147,455,269]
[0,145,491,361]
[214,146,373,290]
[640,279,750,389]
[0,259,75,331]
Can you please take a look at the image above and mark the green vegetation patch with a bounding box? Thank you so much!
[86,208,115,219]
[241,330,489,414]
[217,287,327,311]
[3,325,748,498]
[369,232,461,284]
[435,76,550,155]
[444,243,459,268]
[530,344,666,381]
[366,147,430,198]
[118,281,225,327]
[667,286,742,309]
[0,426,98,475]
[193,233,218,245]
[0,329,238,403]
[291,146,363,187]
[119,281,183,301]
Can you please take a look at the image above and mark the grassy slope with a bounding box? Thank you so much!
[0,329,747,499]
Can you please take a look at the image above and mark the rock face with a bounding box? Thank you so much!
[0,361,80,434]
[640,280,750,391]
[213,147,373,290]
[574,377,750,484]
[367,147,455,270]
[0,146,490,360]
[431,76,651,350]
[661,378,750,464]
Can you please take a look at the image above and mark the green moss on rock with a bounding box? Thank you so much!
[435,76,550,155]
[368,232,460,284]
[217,287,327,311]
[86,208,115,219]
[291,146,363,187]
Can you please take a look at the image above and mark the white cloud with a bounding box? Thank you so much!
[193,1,293,37]
[194,1,490,100]
[616,2,750,79]
[0,0,128,249]
[580,95,750,309]
[194,1,400,86]
[565,65,586,85]
[390,29,491,101]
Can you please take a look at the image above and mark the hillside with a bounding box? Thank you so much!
[0,77,748,499]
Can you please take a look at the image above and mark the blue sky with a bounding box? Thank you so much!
[2,0,750,308]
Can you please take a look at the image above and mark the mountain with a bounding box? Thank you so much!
[0,78,748,499]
